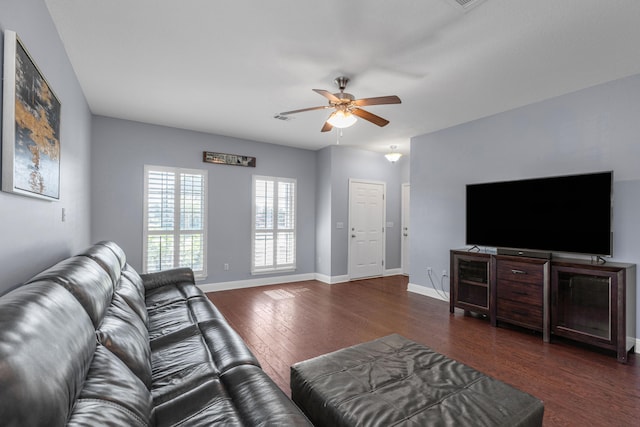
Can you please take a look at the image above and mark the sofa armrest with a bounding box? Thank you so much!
[140,268,195,290]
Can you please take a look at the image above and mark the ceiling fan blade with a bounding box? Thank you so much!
[313,89,341,103]
[279,105,331,115]
[321,121,334,132]
[352,108,390,127]
[321,112,336,132]
[354,95,402,106]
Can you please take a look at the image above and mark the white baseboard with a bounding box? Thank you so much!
[314,273,349,284]
[200,269,402,291]
[198,273,316,293]
[317,270,401,283]
[408,282,450,302]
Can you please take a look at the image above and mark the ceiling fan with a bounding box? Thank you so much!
[278,76,401,132]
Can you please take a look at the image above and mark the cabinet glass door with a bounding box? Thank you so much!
[457,258,489,308]
[459,259,488,284]
[555,272,611,340]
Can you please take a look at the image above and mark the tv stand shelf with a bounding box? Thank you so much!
[450,249,636,363]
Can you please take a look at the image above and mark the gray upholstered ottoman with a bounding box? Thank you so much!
[290,334,543,427]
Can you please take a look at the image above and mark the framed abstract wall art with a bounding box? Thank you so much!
[2,30,61,200]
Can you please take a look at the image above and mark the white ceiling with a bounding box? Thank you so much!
[44,0,640,154]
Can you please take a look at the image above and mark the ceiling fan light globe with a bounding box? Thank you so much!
[327,111,357,128]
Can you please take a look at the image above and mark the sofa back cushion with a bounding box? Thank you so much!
[96,293,153,388]
[26,256,114,327]
[79,243,124,286]
[0,281,95,426]
[118,264,149,326]
[95,240,127,269]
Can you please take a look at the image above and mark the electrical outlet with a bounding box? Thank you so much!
[442,269,448,277]
[224,263,229,271]
[427,267,432,274]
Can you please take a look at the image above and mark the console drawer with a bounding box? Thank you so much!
[497,298,543,331]
[497,259,545,285]
[497,280,542,306]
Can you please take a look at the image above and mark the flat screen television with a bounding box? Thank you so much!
[466,171,613,256]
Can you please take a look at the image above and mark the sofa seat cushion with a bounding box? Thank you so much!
[147,296,233,340]
[163,402,244,427]
[151,324,215,380]
[153,376,243,427]
[145,282,206,310]
[76,344,152,423]
[152,362,219,407]
[147,300,199,340]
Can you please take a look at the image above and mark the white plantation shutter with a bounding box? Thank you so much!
[144,165,207,278]
[252,176,296,273]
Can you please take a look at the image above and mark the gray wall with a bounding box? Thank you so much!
[92,116,407,284]
[409,73,640,332]
[0,0,92,295]
[91,116,317,284]
[315,147,332,276]
[324,145,408,277]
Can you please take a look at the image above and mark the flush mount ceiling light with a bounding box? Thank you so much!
[326,109,357,128]
[385,145,402,163]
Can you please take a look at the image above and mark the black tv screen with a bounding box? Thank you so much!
[466,171,613,256]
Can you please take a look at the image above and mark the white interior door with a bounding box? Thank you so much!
[401,183,410,275]
[349,180,385,280]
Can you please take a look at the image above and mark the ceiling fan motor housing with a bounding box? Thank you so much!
[332,77,355,108]
[332,92,355,107]
[334,76,350,91]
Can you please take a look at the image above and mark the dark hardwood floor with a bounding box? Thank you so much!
[207,275,640,426]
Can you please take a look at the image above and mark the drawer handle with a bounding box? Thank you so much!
[513,290,528,296]
[511,269,527,275]
[512,310,528,316]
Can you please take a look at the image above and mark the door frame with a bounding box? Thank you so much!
[348,178,387,280]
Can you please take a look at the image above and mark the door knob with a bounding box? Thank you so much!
[351,234,356,238]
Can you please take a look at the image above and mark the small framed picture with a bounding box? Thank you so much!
[203,151,256,167]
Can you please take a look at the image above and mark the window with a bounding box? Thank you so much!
[252,175,296,274]
[143,165,207,278]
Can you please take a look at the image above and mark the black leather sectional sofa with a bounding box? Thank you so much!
[0,241,312,426]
